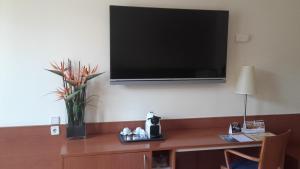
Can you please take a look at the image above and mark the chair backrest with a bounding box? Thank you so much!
[258,130,291,169]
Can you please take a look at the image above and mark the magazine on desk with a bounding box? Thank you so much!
[228,120,266,134]
[221,120,275,143]
[242,120,266,134]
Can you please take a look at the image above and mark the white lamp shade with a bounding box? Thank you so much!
[235,66,255,95]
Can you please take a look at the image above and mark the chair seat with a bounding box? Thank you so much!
[230,159,258,169]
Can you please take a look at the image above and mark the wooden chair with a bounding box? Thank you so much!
[221,130,291,169]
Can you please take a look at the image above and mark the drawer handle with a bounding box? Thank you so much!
[143,154,147,169]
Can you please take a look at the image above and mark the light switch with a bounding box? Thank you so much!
[50,116,60,125]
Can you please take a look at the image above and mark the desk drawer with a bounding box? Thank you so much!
[63,152,151,169]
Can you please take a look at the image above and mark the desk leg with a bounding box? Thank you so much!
[170,149,176,169]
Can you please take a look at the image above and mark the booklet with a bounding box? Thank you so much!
[220,134,253,143]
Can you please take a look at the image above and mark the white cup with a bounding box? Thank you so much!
[134,127,146,136]
[122,127,132,135]
[139,129,146,136]
[134,127,142,134]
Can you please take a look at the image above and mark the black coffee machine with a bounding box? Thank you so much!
[145,112,161,138]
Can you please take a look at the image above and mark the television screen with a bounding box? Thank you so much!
[110,5,229,84]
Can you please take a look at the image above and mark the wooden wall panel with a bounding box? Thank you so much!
[0,126,66,169]
[0,113,299,169]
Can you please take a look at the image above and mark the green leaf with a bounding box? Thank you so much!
[64,84,87,101]
[76,84,87,91]
[64,90,81,101]
[45,69,64,77]
[86,72,104,81]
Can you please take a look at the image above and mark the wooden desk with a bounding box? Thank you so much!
[61,128,261,169]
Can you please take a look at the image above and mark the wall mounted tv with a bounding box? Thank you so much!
[110,5,229,84]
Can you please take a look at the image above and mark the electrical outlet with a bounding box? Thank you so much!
[50,125,60,136]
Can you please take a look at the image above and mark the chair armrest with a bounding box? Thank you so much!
[225,149,260,162]
[224,149,259,169]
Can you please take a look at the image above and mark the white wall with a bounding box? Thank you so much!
[0,0,300,127]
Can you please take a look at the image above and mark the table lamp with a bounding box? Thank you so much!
[235,66,255,130]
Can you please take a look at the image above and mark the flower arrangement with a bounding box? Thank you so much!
[46,59,103,138]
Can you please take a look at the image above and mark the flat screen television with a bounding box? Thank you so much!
[110,5,229,84]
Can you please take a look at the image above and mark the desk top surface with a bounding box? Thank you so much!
[61,128,261,157]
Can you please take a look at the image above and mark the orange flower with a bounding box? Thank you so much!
[50,61,65,73]
[81,66,89,77]
[47,59,103,101]
[91,65,98,74]
[81,65,98,77]
[55,87,71,100]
